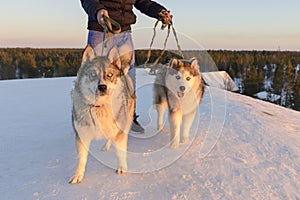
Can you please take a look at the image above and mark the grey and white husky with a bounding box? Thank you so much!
[153,57,205,149]
[69,45,135,184]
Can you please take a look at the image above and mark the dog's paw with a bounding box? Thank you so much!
[171,143,179,150]
[101,144,110,152]
[102,146,110,151]
[169,107,179,113]
[69,173,84,184]
[157,125,165,132]
[102,140,111,151]
[180,137,189,144]
[116,167,127,175]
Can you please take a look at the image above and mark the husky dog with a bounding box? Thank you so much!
[69,45,135,184]
[153,57,205,149]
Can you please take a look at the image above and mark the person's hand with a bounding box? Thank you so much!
[159,10,173,29]
[97,9,109,25]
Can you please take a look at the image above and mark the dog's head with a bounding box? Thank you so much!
[75,45,132,106]
[166,57,201,98]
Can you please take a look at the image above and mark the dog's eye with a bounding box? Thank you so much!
[89,71,98,81]
[176,75,181,80]
[186,77,191,81]
[90,71,97,77]
[107,73,113,78]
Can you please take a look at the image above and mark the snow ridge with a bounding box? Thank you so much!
[0,70,299,199]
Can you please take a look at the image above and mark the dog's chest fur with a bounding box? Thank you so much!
[92,105,120,139]
[167,86,200,114]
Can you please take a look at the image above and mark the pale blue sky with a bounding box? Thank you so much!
[0,0,299,50]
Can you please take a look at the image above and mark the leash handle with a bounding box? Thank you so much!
[158,10,173,30]
[102,15,121,34]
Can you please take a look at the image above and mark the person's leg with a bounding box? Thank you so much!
[87,30,110,56]
[113,31,144,133]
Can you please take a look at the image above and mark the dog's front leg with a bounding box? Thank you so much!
[156,101,167,131]
[102,139,112,151]
[69,134,91,184]
[114,132,128,174]
[169,109,182,149]
[181,110,196,143]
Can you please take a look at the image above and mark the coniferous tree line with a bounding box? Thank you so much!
[0,48,299,111]
[206,50,300,111]
[0,48,82,79]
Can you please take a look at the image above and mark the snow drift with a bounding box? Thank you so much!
[0,69,300,199]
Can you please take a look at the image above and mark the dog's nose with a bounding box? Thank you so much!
[98,84,107,92]
[179,86,185,92]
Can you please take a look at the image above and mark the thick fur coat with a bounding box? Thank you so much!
[69,45,135,184]
[153,57,205,149]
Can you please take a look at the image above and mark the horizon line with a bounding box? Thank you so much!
[0,46,299,52]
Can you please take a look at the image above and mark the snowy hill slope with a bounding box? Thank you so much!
[0,69,300,199]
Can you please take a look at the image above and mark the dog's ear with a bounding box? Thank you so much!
[189,57,201,76]
[82,45,96,63]
[169,58,179,69]
[108,46,121,69]
[189,57,199,69]
[118,44,133,75]
[168,58,180,75]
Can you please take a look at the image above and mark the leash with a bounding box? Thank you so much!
[144,11,184,68]
[101,15,122,56]
[120,68,136,100]
[99,16,135,101]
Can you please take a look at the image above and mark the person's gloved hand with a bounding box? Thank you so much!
[97,9,109,25]
[159,10,173,29]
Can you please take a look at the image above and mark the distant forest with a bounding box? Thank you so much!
[0,48,300,111]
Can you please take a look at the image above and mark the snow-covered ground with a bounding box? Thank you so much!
[1,69,300,199]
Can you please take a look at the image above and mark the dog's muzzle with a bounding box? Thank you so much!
[98,84,107,93]
[179,86,185,92]
[177,86,185,98]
